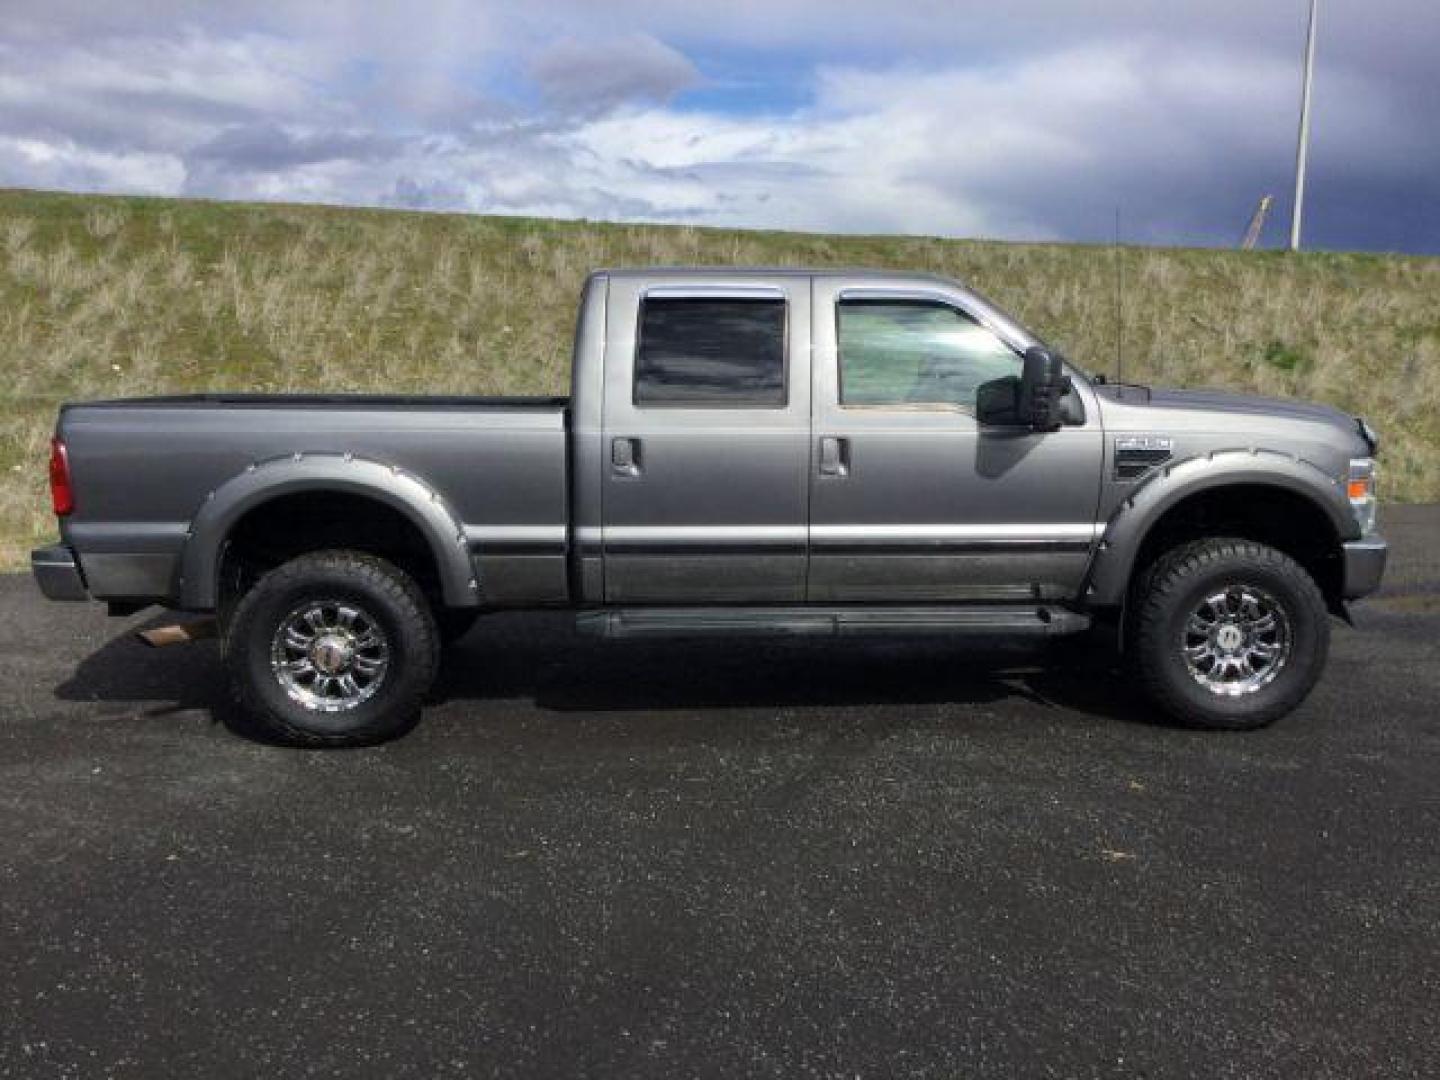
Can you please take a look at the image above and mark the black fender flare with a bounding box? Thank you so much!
[1084,448,1354,607]
[177,454,477,611]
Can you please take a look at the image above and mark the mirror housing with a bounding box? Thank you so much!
[1018,346,1068,431]
[977,347,1073,430]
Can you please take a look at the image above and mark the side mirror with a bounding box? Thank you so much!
[1017,346,1069,432]
[976,347,1073,429]
[975,375,1022,426]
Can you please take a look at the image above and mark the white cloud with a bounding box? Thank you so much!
[0,136,185,194]
[0,1,1436,250]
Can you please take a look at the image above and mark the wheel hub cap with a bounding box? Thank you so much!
[310,634,355,675]
[271,601,390,712]
[1215,624,1245,652]
[1181,585,1293,697]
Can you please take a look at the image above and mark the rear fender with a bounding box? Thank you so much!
[178,454,476,610]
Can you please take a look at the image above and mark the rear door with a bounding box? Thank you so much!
[599,274,812,603]
[807,278,1104,602]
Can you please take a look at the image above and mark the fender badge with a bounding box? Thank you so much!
[1114,436,1175,480]
[1115,436,1174,453]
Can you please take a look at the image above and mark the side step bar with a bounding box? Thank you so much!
[577,605,1090,640]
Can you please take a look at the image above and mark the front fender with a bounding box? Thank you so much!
[1085,448,1354,606]
[178,454,477,610]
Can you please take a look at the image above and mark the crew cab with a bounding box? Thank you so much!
[33,269,1387,744]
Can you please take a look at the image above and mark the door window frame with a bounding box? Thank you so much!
[631,286,791,411]
[834,294,1023,416]
[603,277,811,435]
[813,283,1035,432]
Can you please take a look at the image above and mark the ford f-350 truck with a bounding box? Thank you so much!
[33,268,1387,744]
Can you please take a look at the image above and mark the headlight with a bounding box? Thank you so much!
[1348,458,1378,534]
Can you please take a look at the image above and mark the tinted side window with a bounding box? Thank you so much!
[838,299,1019,412]
[635,298,787,408]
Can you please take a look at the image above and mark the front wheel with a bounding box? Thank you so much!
[224,550,440,746]
[1130,538,1330,730]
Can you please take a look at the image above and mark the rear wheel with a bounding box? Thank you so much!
[224,550,439,746]
[1130,538,1329,729]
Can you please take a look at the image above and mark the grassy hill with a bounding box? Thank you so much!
[3,187,1437,567]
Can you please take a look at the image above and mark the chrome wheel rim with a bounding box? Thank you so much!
[1181,585,1292,697]
[270,600,390,712]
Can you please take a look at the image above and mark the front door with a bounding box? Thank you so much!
[807,279,1104,602]
[600,275,812,603]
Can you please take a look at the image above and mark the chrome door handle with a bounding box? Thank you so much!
[818,436,849,477]
[611,436,641,477]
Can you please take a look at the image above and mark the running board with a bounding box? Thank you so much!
[576,605,1090,640]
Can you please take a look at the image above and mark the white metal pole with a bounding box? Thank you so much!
[1290,0,1319,251]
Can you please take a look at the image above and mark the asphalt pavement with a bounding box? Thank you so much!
[2,507,1438,1078]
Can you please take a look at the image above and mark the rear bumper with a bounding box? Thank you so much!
[31,544,89,602]
[1341,535,1387,600]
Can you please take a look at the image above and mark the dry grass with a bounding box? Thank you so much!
[3,188,1437,567]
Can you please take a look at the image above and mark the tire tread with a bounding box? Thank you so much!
[1131,537,1329,730]
[225,549,438,747]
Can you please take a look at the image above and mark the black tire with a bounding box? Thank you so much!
[1130,538,1329,730]
[436,609,480,647]
[224,550,440,746]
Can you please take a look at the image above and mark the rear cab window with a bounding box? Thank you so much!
[634,297,787,408]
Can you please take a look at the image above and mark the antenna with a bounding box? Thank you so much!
[1113,205,1124,384]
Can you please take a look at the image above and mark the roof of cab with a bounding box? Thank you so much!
[592,266,958,287]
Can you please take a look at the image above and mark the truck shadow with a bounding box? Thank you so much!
[55,610,1166,731]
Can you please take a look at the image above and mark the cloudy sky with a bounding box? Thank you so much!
[2,0,1436,252]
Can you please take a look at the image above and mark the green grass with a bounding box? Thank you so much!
[3,187,1438,566]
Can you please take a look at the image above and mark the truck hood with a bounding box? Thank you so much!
[1142,387,1353,428]
[1098,384,1367,445]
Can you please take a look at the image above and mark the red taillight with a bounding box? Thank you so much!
[49,437,74,517]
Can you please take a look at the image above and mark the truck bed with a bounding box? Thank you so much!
[57,394,572,608]
[66,393,569,411]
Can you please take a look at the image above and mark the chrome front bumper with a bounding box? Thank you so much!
[1341,535,1387,600]
[31,544,89,602]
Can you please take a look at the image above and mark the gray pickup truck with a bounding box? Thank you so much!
[33,268,1386,744]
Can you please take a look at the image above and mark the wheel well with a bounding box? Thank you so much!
[1129,484,1344,607]
[218,491,442,610]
